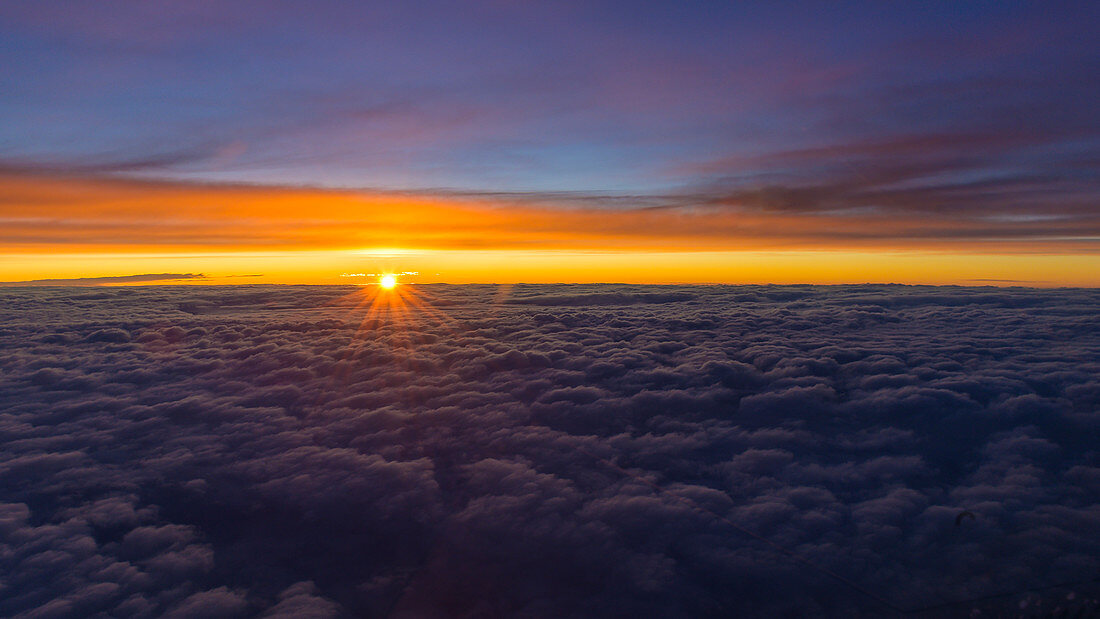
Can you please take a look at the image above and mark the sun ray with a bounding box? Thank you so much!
[310,275,477,416]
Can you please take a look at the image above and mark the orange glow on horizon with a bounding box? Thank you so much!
[2,249,1098,288]
[1,172,1098,287]
[2,171,1099,255]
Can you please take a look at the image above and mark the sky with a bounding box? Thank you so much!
[2,1,1099,284]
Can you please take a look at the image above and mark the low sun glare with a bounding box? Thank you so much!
[379,275,397,289]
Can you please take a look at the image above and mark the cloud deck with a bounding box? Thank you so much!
[1,284,1098,616]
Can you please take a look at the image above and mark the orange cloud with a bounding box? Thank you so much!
[1,172,1097,254]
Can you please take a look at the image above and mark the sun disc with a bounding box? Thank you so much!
[380,275,397,289]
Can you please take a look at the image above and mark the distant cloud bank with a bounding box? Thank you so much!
[1,273,205,286]
[0,284,1097,616]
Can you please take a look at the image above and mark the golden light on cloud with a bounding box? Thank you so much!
[1,171,1098,286]
[3,171,1098,255]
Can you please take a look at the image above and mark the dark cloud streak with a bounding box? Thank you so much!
[1,273,206,286]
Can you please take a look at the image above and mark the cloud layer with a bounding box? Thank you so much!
[1,284,1098,616]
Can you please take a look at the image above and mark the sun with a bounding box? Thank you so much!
[379,274,397,289]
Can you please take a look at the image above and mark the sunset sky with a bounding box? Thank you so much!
[2,1,1098,285]
[4,5,1100,615]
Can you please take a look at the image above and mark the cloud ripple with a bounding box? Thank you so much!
[0,284,1098,616]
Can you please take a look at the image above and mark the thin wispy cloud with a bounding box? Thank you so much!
[0,273,206,286]
[2,2,1097,194]
[1,172,1097,255]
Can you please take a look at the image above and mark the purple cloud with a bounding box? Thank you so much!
[0,284,1098,615]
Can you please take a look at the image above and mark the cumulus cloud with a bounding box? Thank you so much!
[0,284,1098,616]
[504,290,696,306]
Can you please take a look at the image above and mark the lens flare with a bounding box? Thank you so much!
[380,275,397,289]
